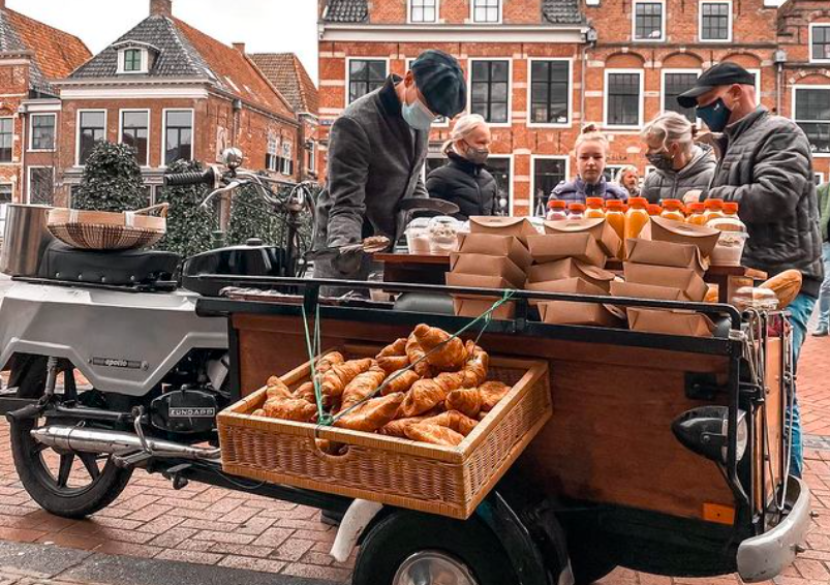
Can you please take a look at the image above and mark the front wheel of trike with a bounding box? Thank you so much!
[8,355,133,519]
[352,510,518,585]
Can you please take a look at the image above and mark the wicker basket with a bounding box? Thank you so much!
[47,204,169,251]
[218,350,551,520]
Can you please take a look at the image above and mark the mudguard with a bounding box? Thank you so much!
[0,283,227,396]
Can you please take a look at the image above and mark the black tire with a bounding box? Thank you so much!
[8,355,133,519]
[567,526,618,585]
[352,511,518,585]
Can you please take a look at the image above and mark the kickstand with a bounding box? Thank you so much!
[162,463,192,490]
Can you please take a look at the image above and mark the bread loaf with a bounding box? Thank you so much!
[759,269,802,309]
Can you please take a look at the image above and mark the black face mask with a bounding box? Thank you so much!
[697,98,732,132]
[647,151,675,172]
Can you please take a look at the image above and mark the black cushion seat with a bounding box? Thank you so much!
[38,242,180,286]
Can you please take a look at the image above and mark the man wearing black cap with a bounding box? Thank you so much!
[313,50,467,286]
[678,62,824,478]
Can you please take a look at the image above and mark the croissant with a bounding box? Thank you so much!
[405,423,465,447]
[422,410,479,437]
[413,324,468,371]
[405,333,432,377]
[335,393,405,433]
[252,408,266,417]
[445,388,483,419]
[381,369,420,396]
[263,398,317,422]
[480,381,510,411]
[266,378,293,401]
[380,414,433,437]
[378,338,408,358]
[399,371,464,418]
[315,351,345,375]
[320,358,374,400]
[293,381,316,403]
[377,355,410,375]
[341,365,388,411]
[460,342,489,388]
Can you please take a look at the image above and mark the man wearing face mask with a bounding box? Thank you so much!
[426,114,498,220]
[678,62,824,479]
[313,50,467,286]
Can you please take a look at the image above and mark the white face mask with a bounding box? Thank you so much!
[402,94,435,131]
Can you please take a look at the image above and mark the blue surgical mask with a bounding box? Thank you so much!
[697,98,732,133]
[402,95,435,131]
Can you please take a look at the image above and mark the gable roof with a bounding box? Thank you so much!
[250,53,319,115]
[323,0,368,23]
[70,14,295,121]
[0,6,91,95]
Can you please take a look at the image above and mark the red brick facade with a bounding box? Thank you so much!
[318,0,830,216]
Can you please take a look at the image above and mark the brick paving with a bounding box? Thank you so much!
[0,336,825,584]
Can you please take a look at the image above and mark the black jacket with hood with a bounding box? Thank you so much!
[426,151,498,220]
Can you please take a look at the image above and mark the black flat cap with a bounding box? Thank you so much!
[410,50,467,119]
[677,62,755,108]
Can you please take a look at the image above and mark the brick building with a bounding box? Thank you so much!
[0,0,90,231]
[51,0,300,207]
[317,0,828,217]
[250,52,320,180]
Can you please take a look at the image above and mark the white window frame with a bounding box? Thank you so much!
[266,132,280,173]
[406,58,449,127]
[699,1,733,43]
[747,68,762,106]
[531,155,570,216]
[660,69,702,118]
[29,113,57,152]
[75,109,107,167]
[604,69,645,130]
[792,85,830,159]
[0,117,14,165]
[161,108,195,168]
[470,0,502,24]
[632,0,666,43]
[0,182,13,234]
[118,109,151,167]
[527,58,573,129]
[408,0,439,24]
[345,57,390,107]
[307,140,317,175]
[486,154,514,216]
[815,172,825,186]
[468,57,513,128]
[27,166,55,205]
[281,140,293,176]
[117,48,148,75]
[809,23,830,65]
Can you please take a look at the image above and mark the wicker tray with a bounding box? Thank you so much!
[47,204,169,250]
[218,350,551,520]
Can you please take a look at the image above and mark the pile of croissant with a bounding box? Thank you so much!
[251,324,510,447]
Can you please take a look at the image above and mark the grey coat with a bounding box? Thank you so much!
[314,75,428,281]
[641,145,715,204]
[704,107,824,297]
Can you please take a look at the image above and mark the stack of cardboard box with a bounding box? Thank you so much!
[524,219,622,327]
[446,217,535,319]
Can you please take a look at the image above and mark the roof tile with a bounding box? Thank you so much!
[250,53,318,115]
[542,0,584,24]
[324,0,368,23]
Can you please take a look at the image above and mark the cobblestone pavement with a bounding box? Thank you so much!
[0,337,825,584]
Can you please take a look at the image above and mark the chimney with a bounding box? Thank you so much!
[150,0,172,17]
[232,43,246,53]
[0,1,6,10]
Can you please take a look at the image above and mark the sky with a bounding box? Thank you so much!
[8,0,320,80]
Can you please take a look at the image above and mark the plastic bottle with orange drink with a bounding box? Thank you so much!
[585,197,606,219]
[624,197,651,256]
[647,204,663,217]
[704,199,725,223]
[661,199,685,222]
[546,200,568,221]
[568,203,586,220]
[686,202,707,225]
[605,200,626,259]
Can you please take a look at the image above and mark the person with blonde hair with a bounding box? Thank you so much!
[426,113,498,219]
[640,111,715,204]
[616,165,641,198]
[549,124,628,203]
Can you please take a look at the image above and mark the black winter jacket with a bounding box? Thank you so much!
[641,145,716,204]
[426,151,498,220]
[704,107,824,297]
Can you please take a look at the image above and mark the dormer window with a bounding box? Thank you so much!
[113,41,158,75]
[124,49,143,72]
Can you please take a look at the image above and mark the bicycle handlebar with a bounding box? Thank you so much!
[163,168,217,187]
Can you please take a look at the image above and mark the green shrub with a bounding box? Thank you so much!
[73,142,146,212]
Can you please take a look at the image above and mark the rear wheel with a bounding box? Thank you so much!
[8,355,133,519]
[352,511,517,585]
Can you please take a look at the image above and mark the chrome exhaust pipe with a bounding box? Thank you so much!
[30,426,221,461]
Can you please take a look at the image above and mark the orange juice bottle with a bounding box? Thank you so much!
[568,202,586,220]
[722,202,739,218]
[546,200,568,221]
[585,197,606,219]
[704,199,725,223]
[605,200,626,259]
[686,202,707,225]
[647,204,663,216]
[661,199,685,222]
[624,197,651,252]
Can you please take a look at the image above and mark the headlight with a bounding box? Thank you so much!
[672,406,748,465]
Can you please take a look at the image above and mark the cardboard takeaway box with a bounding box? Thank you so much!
[449,253,527,289]
[533,277,622,327]
[627,308,716,338]
[626,238,708,275]
[644,216,721,259]
[445,273,517,320]
[526,233,607,267]
[469,216,538,244]
[526,276,605,306]
[543,217,622,259]
[623,263,708,302]
[609,280,685,301]
[457,233,533,271]
[528,258,616,292]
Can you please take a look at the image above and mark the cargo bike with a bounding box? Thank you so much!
[0,157,810,585]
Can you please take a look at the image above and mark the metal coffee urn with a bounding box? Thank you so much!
[0,204,55,277]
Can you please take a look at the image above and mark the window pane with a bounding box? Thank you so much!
[0,118,13,162]
[79,111,106,164]
[470,61,510,124]
[122,111,149,165]
[348,59,387,103]
[31,115,56,151]
[635,2,663,40]
[165,111,193,165]
[608,73,641,126]
[488,157,511,214]
[701,3,730,40]
[29,168,54,206]
[530,61,570,124]
[813,26,830,61]
[533,159,567,215]
[795,88,830,154]
[473,0,500,22]
[124,49,142,72]
[664,72,699,122]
